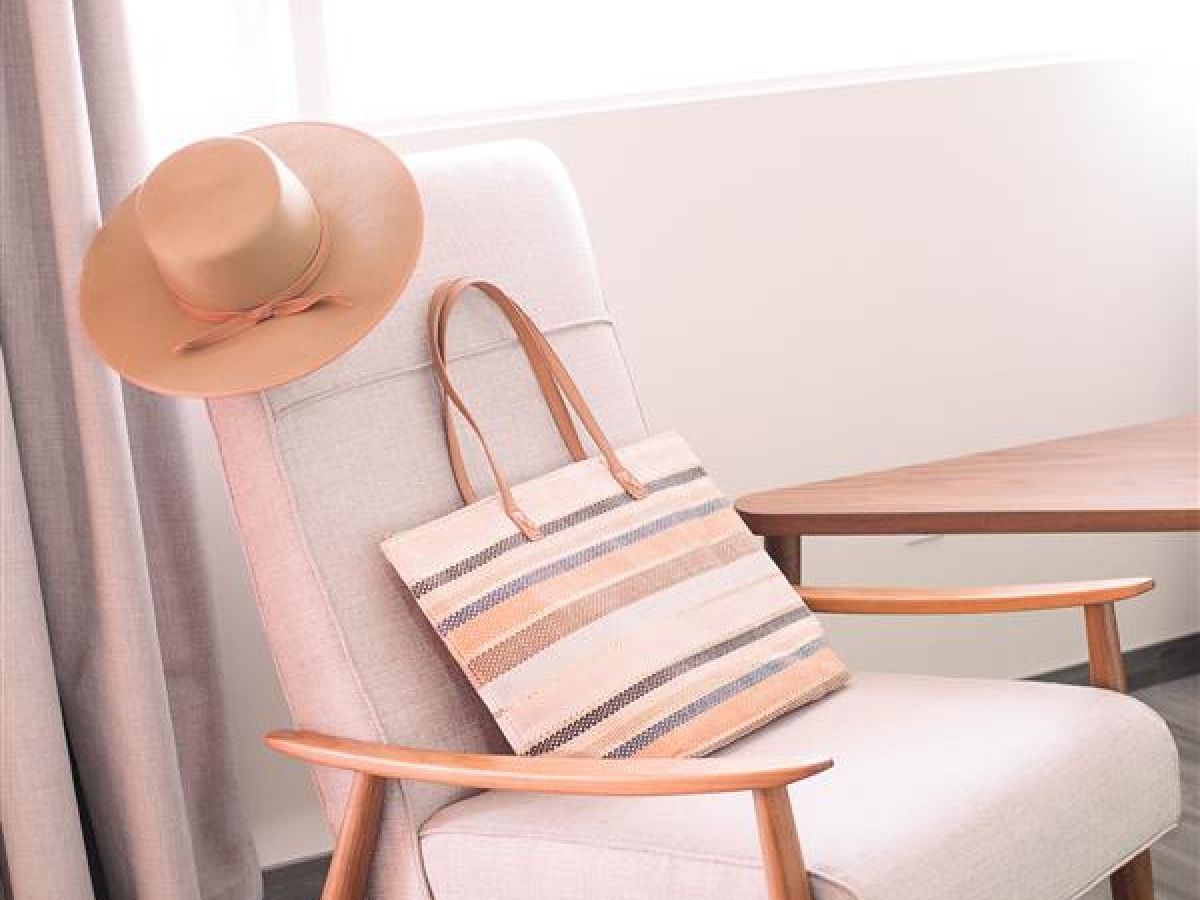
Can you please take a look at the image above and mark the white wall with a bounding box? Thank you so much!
[190,60,1199,866]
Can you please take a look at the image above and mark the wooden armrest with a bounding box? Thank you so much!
[795,577,1153,615]
[265,730,832,796]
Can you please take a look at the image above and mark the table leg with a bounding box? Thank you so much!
[764,536,802,583]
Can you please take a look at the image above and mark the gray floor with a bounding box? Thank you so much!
[1081,675,1199,900]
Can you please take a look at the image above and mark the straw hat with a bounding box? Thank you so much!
[81,122,422,397]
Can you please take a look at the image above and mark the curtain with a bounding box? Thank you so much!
[0,1,260,899]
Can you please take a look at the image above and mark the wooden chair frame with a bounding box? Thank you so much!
[267,576,1155,900]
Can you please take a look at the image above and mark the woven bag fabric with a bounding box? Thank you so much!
[381,279,848,757]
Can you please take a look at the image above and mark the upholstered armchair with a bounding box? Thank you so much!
[207,141,1180,900]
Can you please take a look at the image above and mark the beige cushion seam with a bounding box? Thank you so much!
[1064,820,1179,900]
[261,394,435,899]
[422,826,763,867]
[420,828,856,896]
[262,392,385,741]
[271,316,614,418]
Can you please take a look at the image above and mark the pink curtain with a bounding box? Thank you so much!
[0,1,259,897]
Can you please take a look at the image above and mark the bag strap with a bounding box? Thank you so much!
[430,281,586,503]
[428,277,647,539]
[431,277,648,501]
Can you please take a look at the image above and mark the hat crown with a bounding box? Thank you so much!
[135,136,323,313]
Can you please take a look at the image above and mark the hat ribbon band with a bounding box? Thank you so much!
[173,292,351,353]
[171,215,351,353]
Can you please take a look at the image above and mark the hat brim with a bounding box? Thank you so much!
[81,122,422,398]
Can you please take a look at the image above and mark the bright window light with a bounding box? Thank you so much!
[125,0,297,160]
[319,1,1188,126]
[125,0,1198,157]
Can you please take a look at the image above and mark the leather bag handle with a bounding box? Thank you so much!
[428,277,647,540]
[431,283,587,503]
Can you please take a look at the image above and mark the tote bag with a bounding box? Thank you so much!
[382,278,847,758]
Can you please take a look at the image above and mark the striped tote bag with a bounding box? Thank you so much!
[382,278,848,758]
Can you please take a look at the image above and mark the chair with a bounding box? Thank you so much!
[206,141,1180,900]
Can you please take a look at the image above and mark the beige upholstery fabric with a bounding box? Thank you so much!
[207,141,648,898]
[209,141,1179,900]
[421,673,1180,900]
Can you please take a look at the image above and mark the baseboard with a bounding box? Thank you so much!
[262,631,1199,898]
[263,853,329,900]
[1032,631,1200,692]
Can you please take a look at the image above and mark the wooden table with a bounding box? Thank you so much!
[736,415,1200,582]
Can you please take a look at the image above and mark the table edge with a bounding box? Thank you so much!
[736,506,1200,536]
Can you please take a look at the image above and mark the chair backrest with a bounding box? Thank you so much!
[207,141,648,897]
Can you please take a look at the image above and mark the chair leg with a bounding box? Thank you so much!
[1083,603,1127,693]
[752,786,814,900]
[1081,605,1156,899]
[1110,849,1154,900]
[322,772,386,900]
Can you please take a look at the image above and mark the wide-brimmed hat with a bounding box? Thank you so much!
[81,122,422,397]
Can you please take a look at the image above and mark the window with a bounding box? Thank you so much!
[125,0,297,159]
[126,0,1196,159]
[318,0,1187,127]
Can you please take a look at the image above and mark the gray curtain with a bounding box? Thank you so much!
[0,1,260,898]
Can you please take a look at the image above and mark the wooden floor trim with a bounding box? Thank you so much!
[1033,631,1199,692]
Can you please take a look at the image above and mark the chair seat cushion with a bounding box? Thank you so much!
[420,673,1180,900]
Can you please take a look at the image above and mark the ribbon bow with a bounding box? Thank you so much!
[171,213,351,354]
[173,292,351,354]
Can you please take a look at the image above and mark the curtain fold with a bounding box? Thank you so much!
[0,1,260,898]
